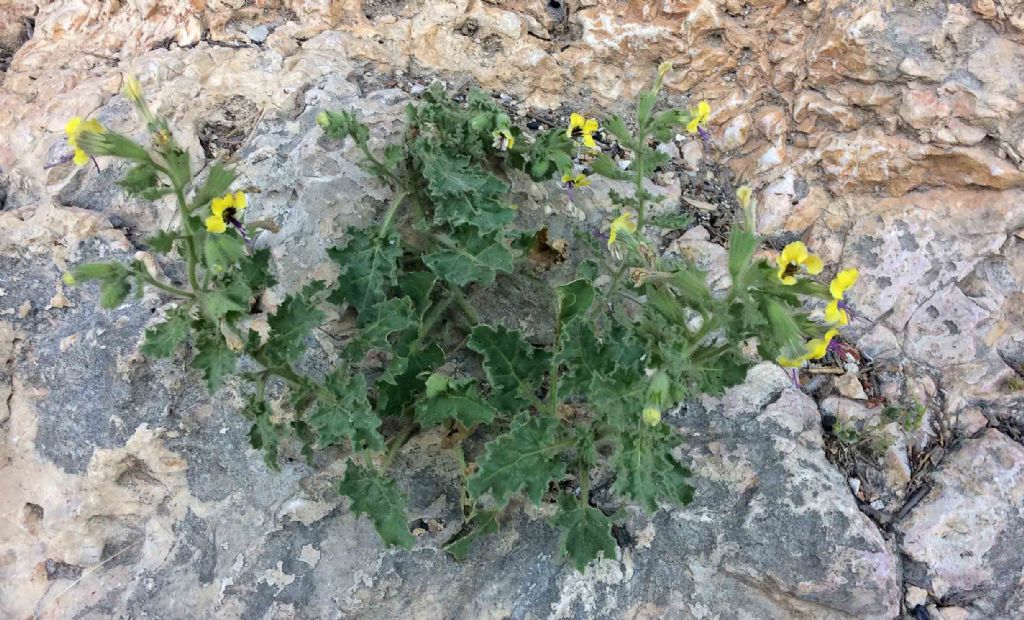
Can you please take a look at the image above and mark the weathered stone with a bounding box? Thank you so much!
[898,429,1024,616]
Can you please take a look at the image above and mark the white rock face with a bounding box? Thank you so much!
[898,429,1024,615]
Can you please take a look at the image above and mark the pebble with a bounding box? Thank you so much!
[247,25,270,43]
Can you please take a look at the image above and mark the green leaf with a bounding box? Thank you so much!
[376,343,445,417]
[99,275,132,309]
[118,163,162,197]
[191,163,237,209]
[556,279,596,331]
[467,325,549,411]
[346,297,417,359]
[397,271,437,316]
[603,116,633,148]
[264,282,325,367]
[612,424,694,513]
[338,461,416,549]
[204,230,247,274]
[423,373,450,399]
[467,414,567,507]
[162,146,192,188]
[637,89,658,128]
[556,323,618,396]
[423,226,513,287]
[327,232,402,316]
[237,248,277,291]
[145,230,177,254]
[443,510,499,561]
[190,328,237,393]
[552,494,618,571]
[308,371,383,451]
[199,287,249,322]
[727,228,759,284]
[590,152,631,181]
[242,396,282,470]
[414,382,497,428]
[140,312,190,358]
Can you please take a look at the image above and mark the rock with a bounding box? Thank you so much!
[680,139,703,171]
[720,113,752,151]
[246,24,270,44]
[897,429,1024,616]
[905,584,929,607]
[835,372,868,400]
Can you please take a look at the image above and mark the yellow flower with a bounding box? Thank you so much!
[776,241,823,284]
[642,406,662,427]
[806,328,840,360]
[829,268,859,300]
[492,127,514,151]
[64,116,106,166]
[205,191,247,234]
[566,112,599,149]
[777,353,808,368]
[686,100,710,134]
[825,300,848,326]
[607,211,637,248]
[124,74,143,103]
[736,185,753,210]
[561,172,590,188]
[777,328,839,368]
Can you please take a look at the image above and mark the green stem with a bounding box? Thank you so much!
[548,304,561,418]
[382,422,419,470]
[357,140,401,186]
[449,287,481,324]
[419,295,455,340]
[579,464,590,505]
[173,185,203,293]
[634,145,646,232]
[137,272,195,299]
[455,442,473,517]
[377,190,409,238]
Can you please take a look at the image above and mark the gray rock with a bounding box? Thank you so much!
[247,25,270,44]
[897,429,1024,618]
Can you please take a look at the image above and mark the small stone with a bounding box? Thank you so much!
[681,141,703,171]
[905,585,928,607]
[835,372,868,400]
[720,113,752,151]
[656,141,680,160]
[247,25,270,44]
[955,407,988,435]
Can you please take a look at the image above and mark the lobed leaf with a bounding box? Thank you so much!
[338,461,416,548]
[328,232,402,316]
[467,414,567,508]
[467,325,549,411]
[612,423,694,514]
[552,494,618,571]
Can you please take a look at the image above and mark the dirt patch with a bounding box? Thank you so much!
[0,17,33,74]
[198,95,261,160]
[363,0,408,19]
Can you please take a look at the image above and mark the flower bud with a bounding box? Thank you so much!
[642,406,662,427]
[124,75,144,103]
[316,111,330,129]
[62,272,77,285]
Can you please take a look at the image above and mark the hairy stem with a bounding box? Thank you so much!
[382,422,419,470]
[137,271,195,299]
[377,190,409,238]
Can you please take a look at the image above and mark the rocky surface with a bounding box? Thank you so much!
[2,0,1024,618]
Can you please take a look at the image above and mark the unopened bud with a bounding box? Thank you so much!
[642,406,662,427]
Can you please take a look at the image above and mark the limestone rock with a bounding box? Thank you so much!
[898,429,1024,617]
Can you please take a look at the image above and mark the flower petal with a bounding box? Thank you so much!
[825,300,848,326]
[779,241,808,266]
[233,191,247,212]
[697,100,710,121]
[803,254,824,275]
[64,117,82,139]
[582,118,599,134]
[73,149,89,166]
[582,134,597,149]
[211,195,231,217]
[205,214,227,234]
[830,268,859,299]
